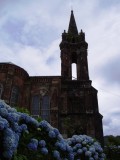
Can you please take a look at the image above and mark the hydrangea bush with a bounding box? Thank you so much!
[104,145,120,160]
[0,100,106,160]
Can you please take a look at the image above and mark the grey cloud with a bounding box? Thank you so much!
[104,124,120,136]
[98,0,120,9]
[98,56,120,85]
[0,15,58,48]
[46,56,56,65]
[111,111,120,117]
[103,117,112,126]
[1,18,25,44]
[103,113,120,135]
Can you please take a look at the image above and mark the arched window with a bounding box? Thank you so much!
[41,95,50,122]
[10,86,19,106]
[0,83,3,99]
[31,95,50,122]
[31,95,40,115]
[72,63,77,80]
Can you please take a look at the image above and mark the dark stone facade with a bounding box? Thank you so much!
[0,11,104,144]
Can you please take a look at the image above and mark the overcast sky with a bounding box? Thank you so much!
[0,0,120,136]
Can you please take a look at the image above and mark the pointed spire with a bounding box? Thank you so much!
[68,10,78,35]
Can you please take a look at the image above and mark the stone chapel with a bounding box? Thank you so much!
[0,11,104,144]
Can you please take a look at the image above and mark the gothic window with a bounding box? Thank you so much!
[31,95,40,115]
[10,86,19,106]
[31,95,50,122]
[41,95,50,122]
[0,83,3,99]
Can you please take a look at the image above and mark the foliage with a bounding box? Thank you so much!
[15,106,30,115]
[104,135,120,160]
[104,135,120,146]
[15,106,42,122]
[0,100,106,160]
[104,145,120,160]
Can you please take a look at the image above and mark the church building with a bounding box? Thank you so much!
[0,11,104,144]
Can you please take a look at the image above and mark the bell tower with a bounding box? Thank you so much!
[59,11,104,145]
[60,10,89,80]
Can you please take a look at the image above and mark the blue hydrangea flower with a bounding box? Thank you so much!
[75,143,82,148]
[27,142,38,151]
[82,147,87,152]
[57,134,63,141]
[0,108,8,117]
[94,154,98,160]
[20,124,28,131]
[0,116,9,130]
[68,153,74,160]
[58,143,67,151]
[0,121,4,130]
[27,138,38,151]
[7,112,20,123]
[31,138,38,144]
[11,122,19,131]
[7,107,17,113]
[19,113,27,120]
[88,137,94,144]
[89,158,94,160]
[89,147,95,154]
[76,137,83,143]
[66,139,72,145]
[53,150,60,159]
[77,149,83,155]
[40,147,48,155]
[0,101,5,108]
[39,140,46,147]
[25,116,39,127]
[85,151,92,157]
[53,128,60,136]
[71,137,77,144]
[49,130,56,138]
[82,140,87,145]
[73,146,77,151]
[39,120,50,131]
[3,128,19,158]
[12,123,27,133]
[66,145,73,153]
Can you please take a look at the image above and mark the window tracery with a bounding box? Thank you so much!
[10,86,19,106]
[0,83,3,99]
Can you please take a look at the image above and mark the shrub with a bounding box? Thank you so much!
[0,100,106,160]
[104,145,120,160]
